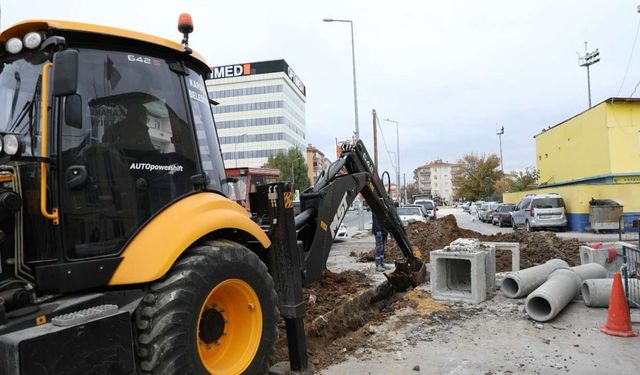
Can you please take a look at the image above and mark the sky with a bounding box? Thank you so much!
[2,1,639,184]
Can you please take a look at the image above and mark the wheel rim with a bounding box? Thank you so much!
[196,279,262,374]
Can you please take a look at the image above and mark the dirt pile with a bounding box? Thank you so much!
[355,215,581,269]
[487,231,581,269]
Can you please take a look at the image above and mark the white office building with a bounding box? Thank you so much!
[206,60,307,168]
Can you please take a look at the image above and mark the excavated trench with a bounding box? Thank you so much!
[270,215,584,370]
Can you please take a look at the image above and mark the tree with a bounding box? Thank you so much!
[405,182,421,200]
[506,167,539,192]
[263,147,311,191]
[452,153,502,201]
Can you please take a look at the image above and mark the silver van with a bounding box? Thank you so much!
[511,194,567,231]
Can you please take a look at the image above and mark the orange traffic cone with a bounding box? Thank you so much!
[600,272,637,337]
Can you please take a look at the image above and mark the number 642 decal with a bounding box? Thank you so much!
[127,54,152,64]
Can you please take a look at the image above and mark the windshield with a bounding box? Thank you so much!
[416,200,433,210]
[58,48,222,258]
[227,175,248,202]
[398,207,422,216]
[533,197,564,209]
[0,52,48,155]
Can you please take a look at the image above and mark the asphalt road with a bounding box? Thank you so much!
[341,207,510,236]
[341,209,373,235]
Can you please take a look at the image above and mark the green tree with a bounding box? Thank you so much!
[506,167,539,192]
[263,147,311,191]
[452,153,502,201]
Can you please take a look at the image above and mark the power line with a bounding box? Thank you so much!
[618,18,640,96]
[375,115,397,174]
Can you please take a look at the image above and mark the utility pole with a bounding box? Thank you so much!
[372,109,378,170]
[579,41,600,108]
[403,173,407,204]
[496,125,504,175]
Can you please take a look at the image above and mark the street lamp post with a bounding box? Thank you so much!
[384,118,400,203]
[496,125,504,175]
[323,18,360,140]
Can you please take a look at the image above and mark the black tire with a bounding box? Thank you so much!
[135,240,279,375]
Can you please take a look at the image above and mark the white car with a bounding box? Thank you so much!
[334,223,349,241]
[396,206,426,226]
[414,199,437,220]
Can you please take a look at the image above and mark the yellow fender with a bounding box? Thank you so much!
[109,192,271,285]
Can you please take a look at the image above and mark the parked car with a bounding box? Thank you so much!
[397,206,426,226]
[334,223,349,241]
[414,199,437,220]
[404,204,428,219]
[478,202,500,222]
[492,204,516,227]
[511,193,567,231]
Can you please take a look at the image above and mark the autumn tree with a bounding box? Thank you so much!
[506,167,539,192]
[263,147,311,191]
[405,182,421,199]
[452,153,502,201]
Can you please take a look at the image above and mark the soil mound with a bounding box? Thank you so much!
[356,215,580,269]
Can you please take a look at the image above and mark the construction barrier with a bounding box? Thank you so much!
[622,243,640,309]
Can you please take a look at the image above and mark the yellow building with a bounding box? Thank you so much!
[504,98,640,231]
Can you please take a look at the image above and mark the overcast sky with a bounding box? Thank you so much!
[3,1,639,182]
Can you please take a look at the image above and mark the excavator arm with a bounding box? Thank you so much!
[250,139,426,373]
[295,140,424,286]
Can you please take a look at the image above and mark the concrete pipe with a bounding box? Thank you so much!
[525,263,607,322]
[582,278,640,307]
[501,259,569,299]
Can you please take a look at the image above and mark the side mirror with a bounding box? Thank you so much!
[64,94,82,129]
[52,49,79,97]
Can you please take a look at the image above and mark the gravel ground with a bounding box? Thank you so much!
[312,209,640,374]
[321,289,640,374]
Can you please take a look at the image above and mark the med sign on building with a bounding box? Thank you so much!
[207,59,307,168]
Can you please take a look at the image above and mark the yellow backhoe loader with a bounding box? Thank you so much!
[0,15,425,374]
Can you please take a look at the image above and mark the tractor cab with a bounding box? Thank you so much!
[0,20,226,293]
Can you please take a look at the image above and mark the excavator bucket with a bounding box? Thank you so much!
[384,260,427,292]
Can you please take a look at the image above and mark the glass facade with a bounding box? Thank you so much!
[216,116,305,137]
[206,62,307,168]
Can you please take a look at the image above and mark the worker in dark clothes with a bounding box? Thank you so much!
[372,213,390,272]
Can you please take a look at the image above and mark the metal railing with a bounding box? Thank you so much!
[622,243,640,308]
[618,217,640,244]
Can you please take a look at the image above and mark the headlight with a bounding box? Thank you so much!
[6,38,23,54]
[23,32,43,49]
[3,135,22,155]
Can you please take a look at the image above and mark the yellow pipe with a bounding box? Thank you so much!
[39,62,59,225]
